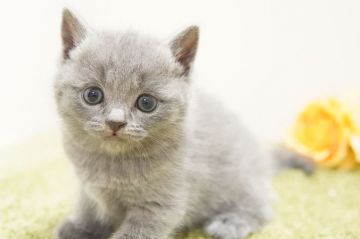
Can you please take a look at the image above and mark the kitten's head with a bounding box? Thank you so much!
[55,9,199,153]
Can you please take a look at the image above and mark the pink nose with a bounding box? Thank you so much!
[106,120,126,132]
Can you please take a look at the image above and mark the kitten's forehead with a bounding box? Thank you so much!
[74,31,180,85]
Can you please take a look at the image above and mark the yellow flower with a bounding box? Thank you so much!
[286,98,360,170]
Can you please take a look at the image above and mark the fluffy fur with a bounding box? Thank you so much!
[55,9,276,239]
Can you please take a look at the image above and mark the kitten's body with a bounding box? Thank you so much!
[56,10,289,239]
[63,90,272,236]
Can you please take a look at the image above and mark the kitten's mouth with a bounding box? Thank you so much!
[104,133,124,141]
[100,131,146,142]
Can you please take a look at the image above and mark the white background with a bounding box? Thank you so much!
[1,0,360,149]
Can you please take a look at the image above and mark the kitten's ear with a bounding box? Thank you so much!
[61,9,87,60]
[169,26,199,75]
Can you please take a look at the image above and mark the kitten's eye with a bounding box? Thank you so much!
[83,87,104,105]
[136,94,157,113]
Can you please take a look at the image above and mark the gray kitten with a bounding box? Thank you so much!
[55,9,311,239]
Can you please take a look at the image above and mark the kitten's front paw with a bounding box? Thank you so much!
[204,213,262,239]
[56,220,97,239]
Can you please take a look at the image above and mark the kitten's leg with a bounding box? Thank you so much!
[112,203,185,239]
[57,191,114,239]
[57,219,113,239]
[204,188,272,239]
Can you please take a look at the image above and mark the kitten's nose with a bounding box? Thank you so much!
[106,120,127,132]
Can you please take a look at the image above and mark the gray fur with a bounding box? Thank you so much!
[272,146,314,175]
[55,9,276,239]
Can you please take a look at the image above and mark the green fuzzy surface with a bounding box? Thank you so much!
[1,132,360,239]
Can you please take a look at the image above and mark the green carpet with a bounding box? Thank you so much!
[1,131,360,239]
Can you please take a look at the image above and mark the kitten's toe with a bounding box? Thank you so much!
[204,213,262,239]
[57,220,95,239]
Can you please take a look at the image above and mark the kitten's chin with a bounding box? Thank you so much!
[83,130,148,154]
[97,136,148,155]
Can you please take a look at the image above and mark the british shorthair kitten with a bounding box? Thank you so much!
[55,9,310,239]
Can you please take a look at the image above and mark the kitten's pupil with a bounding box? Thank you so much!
[88,90,99,100]
[142,98,150,106]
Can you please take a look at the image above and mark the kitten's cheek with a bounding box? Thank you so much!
[83,126,110,138]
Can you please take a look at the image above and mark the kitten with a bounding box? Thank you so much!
[55,9,310,239]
